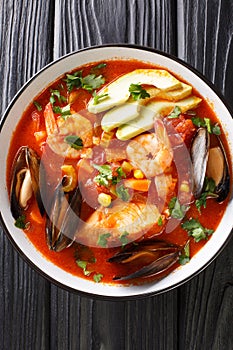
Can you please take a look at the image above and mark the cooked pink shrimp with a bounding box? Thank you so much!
[44,103,93,159]
[126,119,173,178]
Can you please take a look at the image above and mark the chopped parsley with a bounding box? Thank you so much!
[191,116,221,135]
[64,70,105,92]
[179,240,190,265]
[129,83,150,100]
[181,218,214,242]
[119,231,129,247]
[167,106,182,119]
[93,164,126,187]
[93,92,109,105]
[168,197,189,219]
[14,215,28,229]
[157,216,163,226]
[97,233,111,247]
[50,89,67,105]
[93,273,103,283]
[33,101,42,111]
[116,184,130,202]
[64,135,83,150]
[53,104,71,117]
[195,177,217,213]
[92,63,107,70]
[76,260,92,276]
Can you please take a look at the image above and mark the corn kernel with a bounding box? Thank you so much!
[133,169,144,179]
[180,181,190,193]
[98,193,112,207]
[121,161,133,174]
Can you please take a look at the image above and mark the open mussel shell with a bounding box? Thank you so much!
[190,128,210,199]
[10,146,45,220]
[108,240,181,281]
[191,127,230,201]
[46,183,82,252]
[206,138,230,202]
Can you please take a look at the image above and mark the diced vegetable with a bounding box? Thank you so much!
[123,179,151,192]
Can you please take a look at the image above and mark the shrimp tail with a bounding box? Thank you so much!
[44,102,59,136]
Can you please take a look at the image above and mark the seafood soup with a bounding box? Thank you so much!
[7,59,231,285]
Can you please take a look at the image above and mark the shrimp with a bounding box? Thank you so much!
[126,119,173,178]
[44,103,93,159]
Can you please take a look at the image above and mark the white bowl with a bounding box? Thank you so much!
[1,45,233,299]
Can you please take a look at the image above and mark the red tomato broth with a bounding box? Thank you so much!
[6,59,230,285]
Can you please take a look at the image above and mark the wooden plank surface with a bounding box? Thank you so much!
[0,1,232,349]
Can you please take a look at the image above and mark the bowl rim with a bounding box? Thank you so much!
[1,43,233,300]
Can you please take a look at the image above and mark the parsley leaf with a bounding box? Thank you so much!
[129,83,150,100]
[64,71,83,92]
[33,101,42,111]
[93,273,103,283]
[119,231,129,247]
[82,74,105,91]
[168,197,189,219]
[93,164,126,187]
[50,89,67,105]
[93,164,112,187]
[97,233,111,247]
[116,184,130,202]
[93,91,109,105]
[76,260,92,276]
[64,135,83,150]
[53,104,71,118]
[167,106,182,119]
[157,216,163,226]
[92,63,107,70]
[192,117,221,135]
[179,240,190,265]
[14,215,28,229]
[195,177,217,213]
[181,218,214,242]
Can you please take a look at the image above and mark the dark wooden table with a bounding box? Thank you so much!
[1,1,233,349]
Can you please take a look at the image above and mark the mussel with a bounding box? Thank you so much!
[190,128,230,202]
[10,146,45,220]
[108,240,182,281]
[46,183,82,252]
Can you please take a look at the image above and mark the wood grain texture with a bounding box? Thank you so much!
[0,1,54,349]
[0,1,233,349]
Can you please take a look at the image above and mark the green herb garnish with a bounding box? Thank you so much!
[93,91,109,105]
[53,104,71,118]
[195,177,217,213]
[64,135,83,150]
[168,197,189,219]
[181,218,214,242]
[157,216,163,226]
[192,117,221,135]
[93,164,112,187]
[33,101,42,111]
[64,71,83,92]
[167,106,182,119]
[93,273,103,283]
[129,83,150,100]
[119,231,129,247]
[92,63,107,70]
[76,260,92,276]
[82,74,105,91]
[97,233,111,247]
[179,240,190,265]
[14,215,28,229]
[116,184,130,202]
[50,89,67,105]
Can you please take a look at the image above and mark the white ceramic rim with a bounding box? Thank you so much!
[0,44,233,299]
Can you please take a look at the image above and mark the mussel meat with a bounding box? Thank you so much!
[108,240,182,281]
[46,183,82,252]
[190,128,230,202]
[10,146,45,220]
